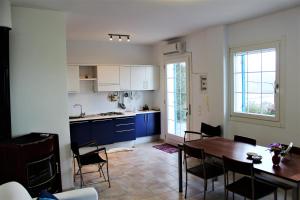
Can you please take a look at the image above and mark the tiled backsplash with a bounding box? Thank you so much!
[68,90,155,116]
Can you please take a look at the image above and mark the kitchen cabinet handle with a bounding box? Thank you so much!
[115,129,135,133]
[91,119,113,123]
[116,117,134,120]
[70,121,89,124]
[116,123,135,127]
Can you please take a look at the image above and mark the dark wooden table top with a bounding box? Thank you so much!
[185,137,300,183]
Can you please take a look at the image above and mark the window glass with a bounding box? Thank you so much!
[232,46,278,120]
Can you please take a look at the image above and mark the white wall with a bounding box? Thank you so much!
[67,40,155,64]
[227,7,300,146]
[185,26,226,131]
[153,25,226,140]
[154,7,300,147]
[10,7,72,189]
[67,40,158,114]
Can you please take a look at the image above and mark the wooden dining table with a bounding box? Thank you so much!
[177,137,300,199]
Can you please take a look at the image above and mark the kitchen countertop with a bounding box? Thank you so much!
[69,110,160,122]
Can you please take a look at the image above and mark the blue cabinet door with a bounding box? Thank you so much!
[91,119,114,145]
[135,114,147,138]
[147,112,161,136]
[70,121,91,145]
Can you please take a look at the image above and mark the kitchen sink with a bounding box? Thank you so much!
[98,112,124,116]
[69,116,83,119]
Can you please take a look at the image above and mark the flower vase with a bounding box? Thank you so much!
[272,150,281,167]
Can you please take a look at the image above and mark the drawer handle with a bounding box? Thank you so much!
[70,121,89,124]
[116,123,135,127]
[91,119,113,122]
[115,129,135,133]
[116,117,134,120]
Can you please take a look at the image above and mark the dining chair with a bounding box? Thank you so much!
[223,156,277,200]
[183,144,223,199]
[232,135,256,199]
[71,140,111,188]
[184,122,221,142]
[234,135,256,145]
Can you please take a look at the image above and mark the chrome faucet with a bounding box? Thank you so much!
[73,104,85,118]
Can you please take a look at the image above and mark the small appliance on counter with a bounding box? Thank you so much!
[142,104,149,111]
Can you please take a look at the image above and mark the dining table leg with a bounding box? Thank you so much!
[178,144,183,193]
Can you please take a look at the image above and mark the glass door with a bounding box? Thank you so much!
[165,55,190,144]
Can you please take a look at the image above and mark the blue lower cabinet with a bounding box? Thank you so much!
[70,112,160,145]
[147,112,161,136]
[135,114,147,138]
[91,119,114,145]
[136,112,161,138]
[114,117,136,142]
[70,121,91,146]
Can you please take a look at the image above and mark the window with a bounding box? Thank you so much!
[230,42,280,123]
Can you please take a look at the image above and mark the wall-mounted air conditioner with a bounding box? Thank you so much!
[163,42,185,55]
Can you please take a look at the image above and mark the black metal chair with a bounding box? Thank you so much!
[234,135,256,145]
[184,122,221,142]
[223,156,277,200]
[183,144,223,199]
[71,140,111,188]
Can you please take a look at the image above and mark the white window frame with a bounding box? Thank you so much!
[229,41,283,127]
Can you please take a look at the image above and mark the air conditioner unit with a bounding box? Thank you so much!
[163,42,185,55]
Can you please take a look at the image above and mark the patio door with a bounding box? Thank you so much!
[164,54,191,145]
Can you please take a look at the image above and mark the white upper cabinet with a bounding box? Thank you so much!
[130,65,159,91]
[97,65,120,91]
[67,65,80,93]
[120,66,131,91]
[67,64,159,93]
[130,66,146,90]
[145,66,159,90]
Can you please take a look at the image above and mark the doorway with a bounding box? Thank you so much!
[164,54,191,145]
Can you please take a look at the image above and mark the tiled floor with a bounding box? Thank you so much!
[74,141,284,200]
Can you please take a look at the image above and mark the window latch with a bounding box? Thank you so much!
[274,83,279,94]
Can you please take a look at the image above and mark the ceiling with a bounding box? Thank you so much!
[11,0,300,44]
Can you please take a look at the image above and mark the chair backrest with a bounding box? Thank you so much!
[201,122,221,137]
[234,135,256,145]
[222,156,253,176]
[183,144,205,160]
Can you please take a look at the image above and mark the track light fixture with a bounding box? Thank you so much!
[108,34,130,42]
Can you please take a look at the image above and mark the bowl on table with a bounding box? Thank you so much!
[246,152,258,159]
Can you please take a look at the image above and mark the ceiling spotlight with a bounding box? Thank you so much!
[108,34,130,42]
